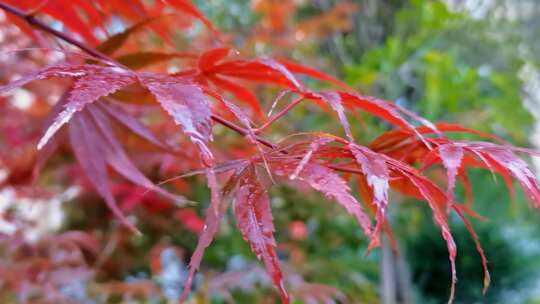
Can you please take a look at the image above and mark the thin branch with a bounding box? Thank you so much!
[0,2,118,66]
[211,114,276,149]
[254,96,304,134]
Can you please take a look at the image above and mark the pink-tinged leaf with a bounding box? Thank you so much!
[288,281,347,303]
[208,75,264,117]
[433,141,540,208]
[208,91,255,140]
[164,0,220,37]
[428,122,506,144]
[370,122,506,153]
[338,92,416,133]
[334,92,435,148]
[458,167,474,207]
[38,68,135,150]
[33,91,70,179]
[272,160,372,237]
[199,47,230,72]
[349,145,389,249]
[316,92,354,141]
[290,137,334,180]
[141,76,214,164]
[0,64,106,95]
[277,58,353,91]
[69,112,138,234]
[206,167,221,217]
[181,212,220,301]
[471,150,516,200]
[433,122,505,143]
[209,91,275,180]
[402,171,457,304]
[86,104,185,203]
[233,166,288,303]
[98,102,168,149]
[180,166,245,302]
[387,101,440,136]
[453,203,486,221]
[33,130,61,179]
[388,157,459,301]
[483,148,540,207]
[453,207,490,294]
[439,144,464,210]
[425,146,515,204]
[267,90,290,116]
[68,105,185,233]
[372,133,540,214]
[176,159,249,179]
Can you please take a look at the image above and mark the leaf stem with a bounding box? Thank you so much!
[211,114,276,149]
[254,96,304,134]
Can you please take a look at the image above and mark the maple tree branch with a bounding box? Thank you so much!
[211,115,365,174]
[0,1,117,65]
[212,115,366,175]
[210,114,277,149]
[0,1,365,176]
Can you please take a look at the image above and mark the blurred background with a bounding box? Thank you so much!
[1,0,540,303]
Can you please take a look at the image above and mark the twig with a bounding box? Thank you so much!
[254,96,304,134]
[0,2,117,65]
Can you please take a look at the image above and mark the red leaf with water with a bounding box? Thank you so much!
[474,144,540,206]
[272,160,372,237]
[98,102,169,149]
[69,111,138,233]
[38,67,135,149]
[315,92,354,141]
[233,165,288,303]
[87,103,184,203]
[141,76,214,164]
[337,92,425,137]
[0,64,106,95]
[438,144,464,209]
[180,164,245,302]
[401,170,457,303]
[454,206,490,294]
[349,144,389,249]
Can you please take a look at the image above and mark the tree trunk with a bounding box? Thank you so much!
[380,235,412,304]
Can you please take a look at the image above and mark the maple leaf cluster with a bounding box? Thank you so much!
[0,1,539,303]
